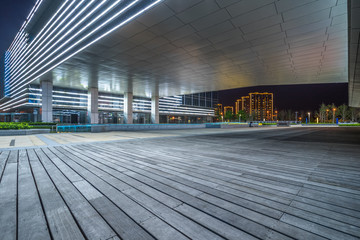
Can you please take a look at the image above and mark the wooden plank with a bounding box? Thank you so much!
[27,149,85,240]
[290,200,360,227]
[85,143,294,205]
[174,203,258,240]
[59,146,231,239]
[64,146,262,239]
[0,151,17,240]
[70,145,301,240]
[293,196,360,219]
[284,205,360,237]
[74,139,331,240]
[298,187,360,210]
[82,143,292,208]
[42,147,155,240]
[17,149,51,240]
[0,151,10,181]
[34,148,117,240]
[280,213,359,240]
[123,187,224,240]
[50,146,188,240]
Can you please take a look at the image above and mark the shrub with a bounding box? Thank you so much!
[0,122,31,130]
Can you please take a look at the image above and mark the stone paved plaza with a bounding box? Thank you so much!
[0,127,359,240]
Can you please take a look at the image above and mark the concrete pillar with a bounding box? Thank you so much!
[87,87,99,124]
[151,95,159,124]
[124,92,133,124]
[41,80,53,122]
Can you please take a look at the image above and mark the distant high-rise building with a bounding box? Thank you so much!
[241,96,250,114]
[234,92,273,121]
[235,99,242,114]
[249,92,273,121]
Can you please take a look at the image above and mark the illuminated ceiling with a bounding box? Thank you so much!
[36,0,348,99]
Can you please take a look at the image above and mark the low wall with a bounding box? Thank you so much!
[206,123,251,128]
[90,123,206,132]
[0,129,50,136]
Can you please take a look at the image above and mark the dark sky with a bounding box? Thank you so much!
[218,83,348,112]
[0,0,35,95]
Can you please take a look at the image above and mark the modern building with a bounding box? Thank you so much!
[235,99,241,114]
[234,92,274,121]
[249,92,273,121]
[241,96,250,115]
[1,0,359,123]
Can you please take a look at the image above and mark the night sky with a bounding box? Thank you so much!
[0,1,349,111]
[218,83,348,112]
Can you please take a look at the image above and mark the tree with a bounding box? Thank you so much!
[319,103,327,123]
[350,107,360,122]
[236,110,249,122]
[286,109,294,121]
[224,110,234,122]
[314,111,320,123]
[338,104,349,122]
[214,108,222,122]
[329,103,338,123]
[278,110,286,121]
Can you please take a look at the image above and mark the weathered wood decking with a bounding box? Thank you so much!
[0,128,359,240]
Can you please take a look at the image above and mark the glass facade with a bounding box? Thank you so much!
[1,85,216,124]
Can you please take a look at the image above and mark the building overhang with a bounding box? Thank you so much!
[348,0,360,107]
[5,0,353,104]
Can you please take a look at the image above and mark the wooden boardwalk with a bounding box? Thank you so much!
[0,127,359,240]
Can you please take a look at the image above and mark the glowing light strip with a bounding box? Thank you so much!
[11,0,84,76]
[0,89,28,107]
[52,104,86,109]
[8,31,24,54]
[9,0,128,89]
[8,0,114,87]
[98,99,123,103]
[8,33,25,63]
[99,107,122,111]
[7,32,25,66]
[10,0,159,93]
[8,0,44,51]
[25,0,43,25]
[53,90,88,96]
[5,1,69,80]
[53,95,87,100]
[8,1,110,88]
[8,1,75,80]
[53,99,87,104]
[98,103,123,107]
[99,95,124,100]
[3,102,31,112]
[0,96,28,110]
[29,98,88,105]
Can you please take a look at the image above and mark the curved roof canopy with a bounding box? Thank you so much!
[5,0,357,105]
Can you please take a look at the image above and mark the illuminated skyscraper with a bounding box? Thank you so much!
[241,96,250,114]
[249,92,273,121]
[235,99,242,114]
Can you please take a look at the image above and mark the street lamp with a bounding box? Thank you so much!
[308,112,311,124]
[332,108,336,124]
[326,109,329,123]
